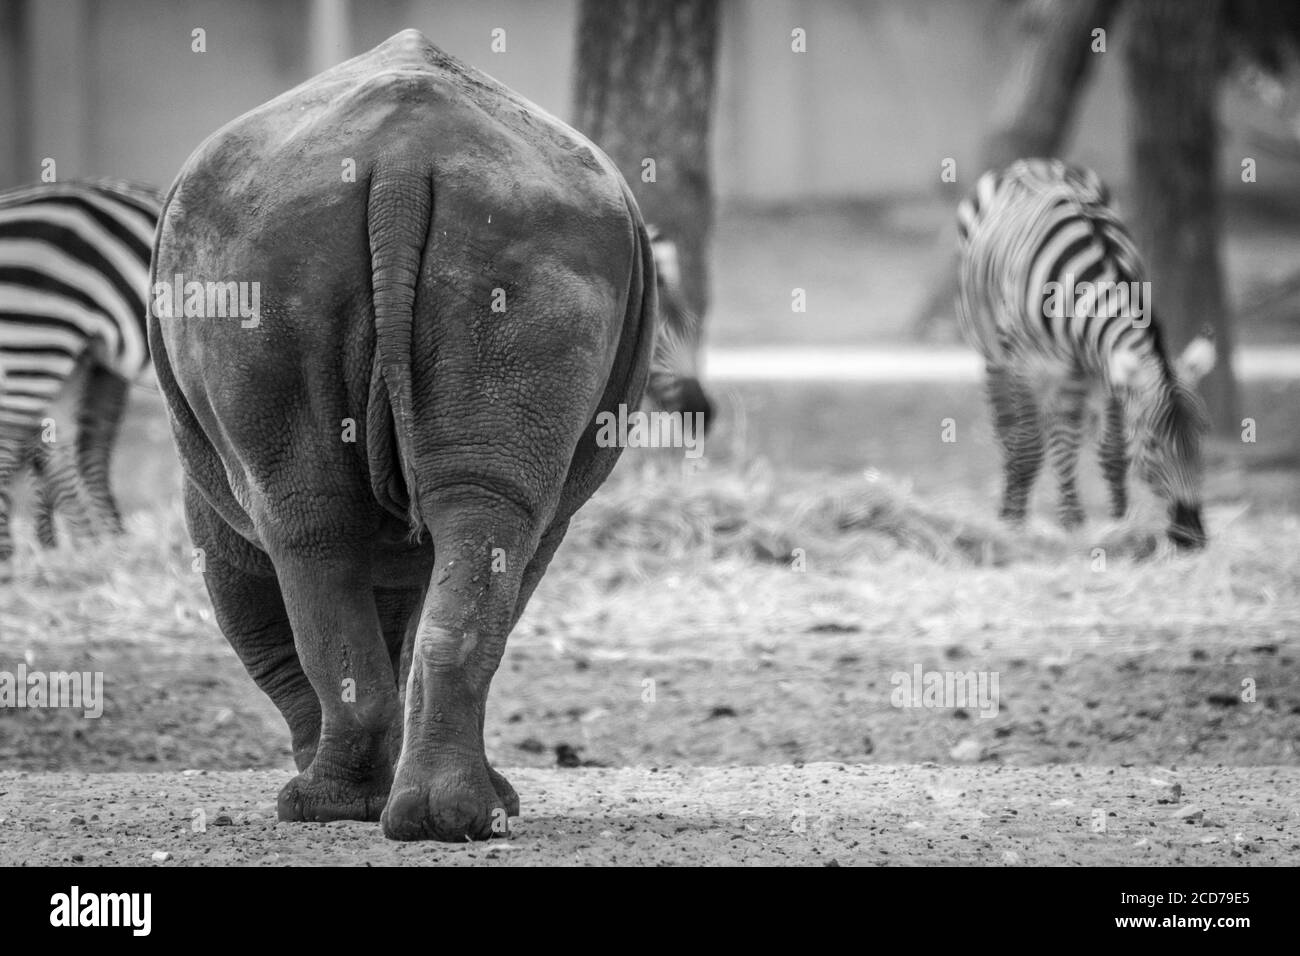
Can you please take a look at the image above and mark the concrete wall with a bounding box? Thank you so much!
[1,0,1294,201]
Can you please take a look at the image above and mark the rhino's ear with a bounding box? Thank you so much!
[1175,329,1217,386]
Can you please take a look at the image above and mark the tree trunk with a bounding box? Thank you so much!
[912,0,1120,339]
[571,0,719,336]
[0,0,31,188]
[1126,0,1238,434]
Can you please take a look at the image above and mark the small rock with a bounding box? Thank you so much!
[1151,779,1182,804]
[1049,798,1074,807]
[1133,838,1149,848]
[213,814,234,827]
[823,858,841,867]
[949,739,983,763]
[555,743,583,768]
[150,851,172,862]
[1001,850,1020,864]
[1172,806,1204,823]
[71,853,84,862]
[904,821,925,830]
[706,705,738,719]
[69,816,86,826]
[516,737,546,754]
[181,769,206,777]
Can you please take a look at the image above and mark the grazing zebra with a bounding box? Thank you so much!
[956,158,1215,548]
[0,179,162,573]
[645,225,714,429]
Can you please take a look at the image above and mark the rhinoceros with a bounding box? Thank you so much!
[149,29,677,841]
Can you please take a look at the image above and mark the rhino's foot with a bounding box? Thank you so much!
[381,764,510,842]
[487,764,520,817]
[277,767,393,823]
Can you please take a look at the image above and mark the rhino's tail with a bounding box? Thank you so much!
[366,160,431,537]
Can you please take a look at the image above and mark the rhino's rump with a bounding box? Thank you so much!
[150,30,653,551]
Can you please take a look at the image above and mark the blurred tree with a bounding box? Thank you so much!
[1127,0,1238,434]
[571,0,719,348]
[911,0,1121,339]
[1224,0,1300,80]
[1,0,30,187]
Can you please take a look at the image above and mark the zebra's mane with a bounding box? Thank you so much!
[0,178,164,213]
[1144,354,1209,463]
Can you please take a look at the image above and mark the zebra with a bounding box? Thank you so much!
[0,179,162,575]
[645,225,715,430]
[956,158,1215,549]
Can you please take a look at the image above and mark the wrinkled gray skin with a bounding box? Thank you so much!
[149,30,655,841]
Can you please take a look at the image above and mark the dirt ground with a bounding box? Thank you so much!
[2,765,1296,866]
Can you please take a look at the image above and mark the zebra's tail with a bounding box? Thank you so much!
[366,160,431,538]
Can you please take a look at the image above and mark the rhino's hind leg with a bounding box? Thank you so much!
[268,547,403,823]
[374,582,530,812]
[184,480,322,769]
[382,488,541,841]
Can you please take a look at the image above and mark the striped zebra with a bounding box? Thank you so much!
[0,179,162,574]
[956,159,1215,549]
[645,225,714,428]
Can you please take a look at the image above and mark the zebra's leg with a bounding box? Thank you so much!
[1099,391,1130,520]
[1043,376,1089,529]
[986,364,1043,524]
[28,443,58,548]
[0,422,42,575]
[29,438,99,545]
[76,366,130,534]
